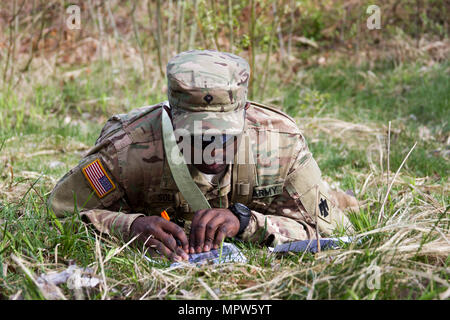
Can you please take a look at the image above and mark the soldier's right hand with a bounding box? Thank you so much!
[130,216,189,261]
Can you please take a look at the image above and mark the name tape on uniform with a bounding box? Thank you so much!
[252,183,283,198]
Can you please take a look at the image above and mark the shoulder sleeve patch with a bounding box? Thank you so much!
[82,159,116,198]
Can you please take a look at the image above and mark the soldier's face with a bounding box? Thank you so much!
[190,134,240,174]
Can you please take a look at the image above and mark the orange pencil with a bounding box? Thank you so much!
[161,210,170,221]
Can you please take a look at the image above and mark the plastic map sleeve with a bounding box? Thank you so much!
[171,242,247,267]
[144,237,359,268]
[270,236,358,253]
[144,242,247,267]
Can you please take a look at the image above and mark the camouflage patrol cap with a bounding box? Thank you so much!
[167,50,250,135]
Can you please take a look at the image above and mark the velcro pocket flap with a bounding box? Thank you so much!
[285,155,333,224]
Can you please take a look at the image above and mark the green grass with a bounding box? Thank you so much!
[281,61,450,180]
[0,56,448,300]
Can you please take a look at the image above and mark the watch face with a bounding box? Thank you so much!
[235,203,251,216]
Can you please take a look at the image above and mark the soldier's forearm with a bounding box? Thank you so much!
[238,210,316,247]
[80,209,144,241]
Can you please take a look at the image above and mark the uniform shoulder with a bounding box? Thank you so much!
[246,100,300,134]
[96,102,166,145]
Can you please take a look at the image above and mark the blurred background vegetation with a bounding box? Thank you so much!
[0,0,448,121]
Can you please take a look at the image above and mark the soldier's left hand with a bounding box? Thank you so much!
[189,208,240,253]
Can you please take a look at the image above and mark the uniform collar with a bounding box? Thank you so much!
[160,159,232,198]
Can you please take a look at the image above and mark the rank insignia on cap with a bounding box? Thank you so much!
[203,94,213,104]
[82,159,116,198]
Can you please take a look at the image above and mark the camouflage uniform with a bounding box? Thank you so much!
[48,50,355,247]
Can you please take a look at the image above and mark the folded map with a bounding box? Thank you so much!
[271,236,356,253]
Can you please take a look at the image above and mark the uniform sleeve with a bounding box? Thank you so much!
[47,143,144,240]
[238,188,317,246]
[238,138,354,247]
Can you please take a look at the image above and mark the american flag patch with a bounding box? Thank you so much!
[82,159,116,198]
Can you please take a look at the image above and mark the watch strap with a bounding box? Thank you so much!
[229,203,251,236]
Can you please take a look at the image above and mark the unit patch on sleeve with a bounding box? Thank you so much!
[82,159,116,198]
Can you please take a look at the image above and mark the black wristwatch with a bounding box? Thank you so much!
[228,203,252,236]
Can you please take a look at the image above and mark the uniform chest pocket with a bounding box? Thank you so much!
[248,183,284,212]
[146,192,177,213]
[156,193,176,202]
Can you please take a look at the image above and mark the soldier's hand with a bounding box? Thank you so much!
[189,208,240,253]
[130,216,189,261]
